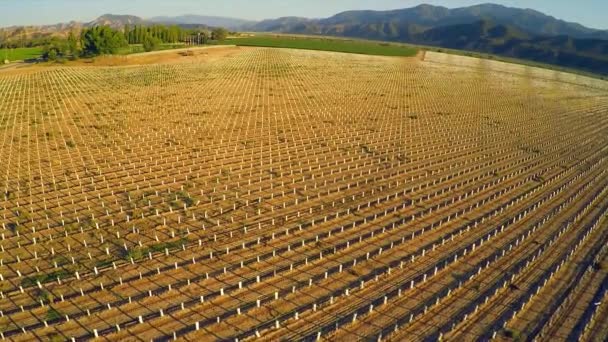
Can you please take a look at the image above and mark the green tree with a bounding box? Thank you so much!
[138,26,146,43]
[43,38,68,61]
[133,25,145,44]
[47,49,58,61]
[81,26,128,56]
[124,24,131,44]
[167,26,177,43]
[132,25,139,44]
[67,31,79,59]
[19,29,26,48]
[143,34,161,52]
[211,27,228,41]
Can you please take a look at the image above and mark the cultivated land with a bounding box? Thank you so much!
[0,47,43,62]
[0,47,607,342]
[222,36,419,57]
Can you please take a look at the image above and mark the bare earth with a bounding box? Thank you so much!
[0,47,607,342]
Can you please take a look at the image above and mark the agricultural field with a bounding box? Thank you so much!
[0,46,607,342]
[116,43,189,55]
[222,35,419,56]
[0,47,43,62]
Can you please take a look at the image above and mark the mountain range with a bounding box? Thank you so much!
[148,15,255,29]
[1,4,607,75]
[240,3,608,75]
[141,4,608,75]
[244,4,608,40]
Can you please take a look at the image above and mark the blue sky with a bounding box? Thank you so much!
[0,0,606,29]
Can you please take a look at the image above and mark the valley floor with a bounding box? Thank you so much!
[0,48,607,341]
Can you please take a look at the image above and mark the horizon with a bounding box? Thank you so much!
[0,0,607,30]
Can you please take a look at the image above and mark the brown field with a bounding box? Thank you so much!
[0,47,607,342]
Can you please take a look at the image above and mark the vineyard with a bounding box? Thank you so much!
[0,47,607,341]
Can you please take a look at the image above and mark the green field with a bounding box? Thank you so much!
[0,47,43,61]
[222,36,418,57]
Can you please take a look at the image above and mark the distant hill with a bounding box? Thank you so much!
[414,20,608,75]
[87,14,145,29]
[1,4,607,75]
[247,17,314,33]
[0,22,83,44]
[149,15,254,30]
[248,4,608,40]
[0,14,215,47]
[243,4,608,76]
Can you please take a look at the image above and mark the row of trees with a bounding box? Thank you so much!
[2,24,230,51]
[125,25,229,51]
[124,24,187,45]
[42,24,230,61]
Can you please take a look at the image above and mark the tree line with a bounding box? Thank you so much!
[124,25,228,50]
[124,24,187,44]
[41,24,230,61]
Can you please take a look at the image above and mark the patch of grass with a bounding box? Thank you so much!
[95,259,113,269]
[124,237,189,261]
[0,47,43,61]
[176,191,196,207]
[4,190,15,200]
[169,200,180,209]
[125,248,144,261]
[361,145,373,155]
[34,289,50,303]
[532,175,545,183]
[502,328,524,341]
[6,222,18,233]
[148,238,188,253]
[52,256,70,266]
[221,36,418,57]
[48,333,64,342]
[45,307,62,322]
[21,269,71,287]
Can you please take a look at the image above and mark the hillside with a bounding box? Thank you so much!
[88,14,145,29]
[0,22,83,44]
[0,14,211,47]
[248,4,608,40]
[1,4,607,75]
[244,4,608,76]
[149,15,254,30]
[412,20,608,75]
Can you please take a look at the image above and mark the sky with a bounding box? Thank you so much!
[0,0,606,30]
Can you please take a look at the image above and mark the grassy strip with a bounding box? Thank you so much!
[21,269,71,287]
[221,35,418,57]
[125,237,189,261]
[0,47,43,61]
[116,43,188,55]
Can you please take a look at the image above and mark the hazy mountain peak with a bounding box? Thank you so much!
[252,3,607,40]
[88,14,145,28]
[148,15,255,30]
